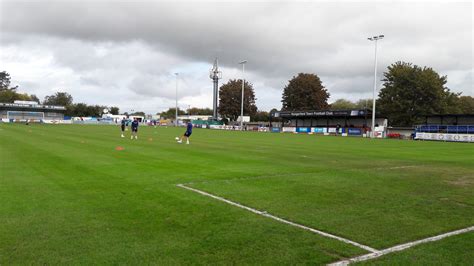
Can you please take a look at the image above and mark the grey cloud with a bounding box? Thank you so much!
[79,76,101,87]
[129,73,200,100]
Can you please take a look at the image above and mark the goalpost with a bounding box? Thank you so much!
[7,111,45,122]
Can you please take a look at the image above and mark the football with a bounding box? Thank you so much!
[175,137,179,141]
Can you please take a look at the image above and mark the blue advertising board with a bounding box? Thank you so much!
[296,127,311,133]
[311,127,326,133]
[348,128,362,135]
[271,127,281,133]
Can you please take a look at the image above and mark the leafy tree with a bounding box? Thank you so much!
[66,103,109,117]
[330,99,357,110]
[219,79,257,121]
[281,73,329,111]
[378,61,459,126]
[444,92,462,114]
[130,111,146,117]
[0,71,18,91]
[0,90,19,103]
[354,99,372,110]
[43,92,73,106]
[15,93,34,101]
[69,103,87,117]
[110,106,120,115]
[251,111,269,122]
[0,71,38,103]
[187,107,213,115]
[0,91,39,103]
[30,94,40,104]
[87,105,102,117]
[457,96,474,114]
[160,108,185,119]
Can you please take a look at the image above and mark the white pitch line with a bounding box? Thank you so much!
[176,183,378,253]
[328,225,474,265]
[373,165,418,170]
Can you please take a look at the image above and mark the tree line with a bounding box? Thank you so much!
[40,91,121,117]
[0,71,120,117]
[0,71,41,103]
[3,61,474,126]
[213,61,472,126]
[159,107,213,119]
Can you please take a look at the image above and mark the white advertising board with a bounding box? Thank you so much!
[282,127,296,133]
[43,120,72,124]
[415,132,474,143]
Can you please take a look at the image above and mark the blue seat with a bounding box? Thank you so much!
[468,126,474,134]
[416,125,474,133]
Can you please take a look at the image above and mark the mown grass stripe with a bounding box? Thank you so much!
[177,183,379,253]
[329,225,474,265]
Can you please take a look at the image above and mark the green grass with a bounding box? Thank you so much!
[358,232,474,265]
[0,123,473,265]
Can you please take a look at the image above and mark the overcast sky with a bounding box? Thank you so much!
[1,0,472,113]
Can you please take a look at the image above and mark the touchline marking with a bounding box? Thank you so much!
[373,165,419,170]
[183,172,316,186]
[178,183,474,264]
[176,183,378,253]
[328,225,474,265]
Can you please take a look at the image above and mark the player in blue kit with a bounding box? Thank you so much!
[177,122,192,144]
[120,118,126,138]
[131,118,139,140]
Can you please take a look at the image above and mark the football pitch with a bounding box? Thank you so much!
[1,123,473,265]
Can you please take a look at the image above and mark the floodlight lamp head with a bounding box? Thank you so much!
[212,58,218,70]
[368,35,384,41]
[209,69,222,80]
[239,60,247,64]
[209,58,222,80]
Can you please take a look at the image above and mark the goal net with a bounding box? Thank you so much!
[7,111,45,122]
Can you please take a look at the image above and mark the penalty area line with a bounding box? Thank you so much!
[176,183,378,253]
[328,225,474,265]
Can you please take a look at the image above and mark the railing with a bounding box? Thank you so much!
[415,125,474,134]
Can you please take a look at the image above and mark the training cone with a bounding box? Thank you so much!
[115,146,124,151]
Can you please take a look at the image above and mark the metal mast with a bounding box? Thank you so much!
[209,58,222,120]
[367,35,384,138]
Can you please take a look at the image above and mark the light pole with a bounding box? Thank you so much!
[239,60,247,130]
[367,35,384,138]
[174,72,179,127]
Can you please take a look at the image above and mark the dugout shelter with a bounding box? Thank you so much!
[0,101,66,122]
[270,109,388,136]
